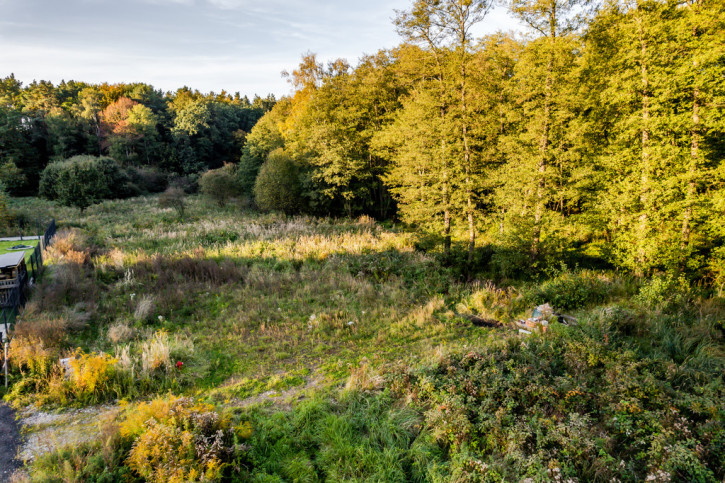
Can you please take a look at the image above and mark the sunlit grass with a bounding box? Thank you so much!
[8,195,491,401]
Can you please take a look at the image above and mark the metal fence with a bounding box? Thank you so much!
[28,219,56,282]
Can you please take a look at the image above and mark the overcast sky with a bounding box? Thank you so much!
[0,0,525,98]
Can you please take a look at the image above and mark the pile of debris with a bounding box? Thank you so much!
[516,303,577,335]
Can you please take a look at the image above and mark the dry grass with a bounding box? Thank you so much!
[12,314,68,345]
[345,358,384,392]
[30,263,98,311]
[141,330,172,374]
[134,295,156,322]
[108,322,136,344]
[465,280,523,321]
[45,228,90,265]
[8,335,58,376]
[133,254,244,287]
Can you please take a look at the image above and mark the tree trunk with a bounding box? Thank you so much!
[680,1,702,267]
[534,41,553,259]
[460,45,475,262]
[637,15,651,273]
[443,171,451,255]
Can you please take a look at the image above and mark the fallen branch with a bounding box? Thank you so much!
[456,313,503,328]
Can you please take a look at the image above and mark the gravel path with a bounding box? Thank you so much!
[17,405,117,463]
[0,404,21,481]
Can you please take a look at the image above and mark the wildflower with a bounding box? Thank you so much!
[158,315,164,321]
[176,361,184,369]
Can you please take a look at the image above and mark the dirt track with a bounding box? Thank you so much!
[0,404,21,481]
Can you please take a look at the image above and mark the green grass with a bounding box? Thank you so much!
[9,196,497,391]
[0,239,39,263]
[6,195,724,482]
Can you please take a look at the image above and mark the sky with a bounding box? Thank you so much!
[0,0,525,98]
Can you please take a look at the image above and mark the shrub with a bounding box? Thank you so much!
[38,161,63,200]
[39,155,129,212]
[9,335,58,377]
[68,352,118,402]
[25,397,234,482]
[237,107,285,195]
[0,186,13,232]
[635,273,691,311]
[254,149,302,215]
[46,228,90,265]
[159,187,186,219]
[533,268,633,311]
[12,313,69,347]
[124,397,234,482]
[199,166,240,207]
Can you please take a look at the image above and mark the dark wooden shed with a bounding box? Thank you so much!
[0,252,27,308]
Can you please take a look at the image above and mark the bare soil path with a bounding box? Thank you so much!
[0,404,21,482]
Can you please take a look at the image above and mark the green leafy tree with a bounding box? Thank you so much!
[386,0,493,257]
[581,0,725,275]
[238,99,289,194]
[199,166,240,207]
[293,54,399,218]
[159,187,186,220]
[40,155,128,212]
[502,0,589,259]
[254,149,302,215]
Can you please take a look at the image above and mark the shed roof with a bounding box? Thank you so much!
[0,252,25,268]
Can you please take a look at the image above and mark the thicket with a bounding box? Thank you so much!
[2,228,243,407]
[38,155,133,211]
[3,0,722,285]
[24,292,725,481]
[3,196,722,482]
[234,0,725,284]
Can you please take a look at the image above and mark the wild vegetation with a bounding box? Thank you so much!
[0,195,721,481]
[0,0,723,481]
[1,0,722,284]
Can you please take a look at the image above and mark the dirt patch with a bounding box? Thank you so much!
[0,404,22,481]
[233,375,324,410]
[16,404,118,463]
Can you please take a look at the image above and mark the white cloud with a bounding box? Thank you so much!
[0,0,523,97]
[0,44,291,96]
[205,0,245,8]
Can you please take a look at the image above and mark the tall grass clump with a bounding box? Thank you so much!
[6,330,195,407]
[531,266,636,311]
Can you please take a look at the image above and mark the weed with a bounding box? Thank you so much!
[133,294,156,322]
[108,322,135,344]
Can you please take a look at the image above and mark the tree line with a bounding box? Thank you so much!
[240,0,724,282]
[0,78,275,195]
[0,0,722,283]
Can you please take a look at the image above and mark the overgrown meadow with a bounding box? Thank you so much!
[3,195,724,482]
